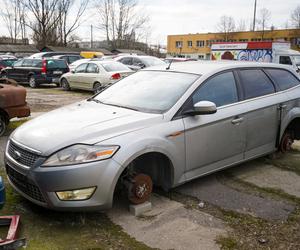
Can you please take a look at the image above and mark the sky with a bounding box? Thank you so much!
[0,0,299,46]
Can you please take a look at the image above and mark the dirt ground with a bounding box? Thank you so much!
[1,86,300,250]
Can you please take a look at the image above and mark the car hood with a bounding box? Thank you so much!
[11,100,163,156]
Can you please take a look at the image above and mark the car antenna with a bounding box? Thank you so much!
[166,59,173,70]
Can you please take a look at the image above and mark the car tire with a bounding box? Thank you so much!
[61,78,70,91]
[0,115,6,137]
[93,82,103,94]
[28,75,37,88]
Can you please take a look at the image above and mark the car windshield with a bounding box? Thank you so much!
[93,71,199,113]
[142,57,166,67]
[2,59,17,66]
[102,62,129,72]
[293,56,300,66]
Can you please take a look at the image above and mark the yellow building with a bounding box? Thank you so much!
[167,29,300,60]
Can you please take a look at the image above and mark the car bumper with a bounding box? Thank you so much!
[35,75,61,84]
[4,153,123,211]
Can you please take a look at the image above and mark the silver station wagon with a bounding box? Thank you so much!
[4,61,300,211]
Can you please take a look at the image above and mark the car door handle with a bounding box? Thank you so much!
[278,104,287,110]
[231,117,244,124]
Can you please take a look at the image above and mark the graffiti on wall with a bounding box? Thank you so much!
[211,49,273,62]
[237,49,273,62]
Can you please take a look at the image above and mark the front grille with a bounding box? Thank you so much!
[8,140,39,167]
[6,164,45,203]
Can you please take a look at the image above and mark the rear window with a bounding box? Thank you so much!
[265,69,299,91]
[46,60,68,69]
[239,69,275,99]
[102,62,129,72]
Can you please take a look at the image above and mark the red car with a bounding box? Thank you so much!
[0,79,30,136]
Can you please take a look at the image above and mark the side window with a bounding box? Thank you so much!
[13,60,23,67]
[86,63,99,73]
[239,69,275,99]
[69,56,80,64]
[75,63,87,73]
[32,60,42,67]
[192,71,238,107]
[120,57,133,65]
[133,58,142,66]
[22,59,33,67]
[279,56,292,65]
[266,69,300,91]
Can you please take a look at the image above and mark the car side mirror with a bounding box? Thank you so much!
[184,101,217,116]
[138,63,146,69]
[71,70,75,74]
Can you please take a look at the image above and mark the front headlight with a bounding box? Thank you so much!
[43,144,119,167]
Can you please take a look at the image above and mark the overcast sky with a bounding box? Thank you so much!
[76,0,299,45]
[0,0,299,45]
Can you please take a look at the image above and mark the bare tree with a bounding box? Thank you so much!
[1,0,27,43]
[96,0,149,49]
[236,19,247,32]
[57,0,89,46]
[216,15,235,41]
[291,5,300,28]
[23,0,60,47]
[257,8,271,39]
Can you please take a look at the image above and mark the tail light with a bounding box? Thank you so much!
[111,73,121,80]
[41,59,47,74]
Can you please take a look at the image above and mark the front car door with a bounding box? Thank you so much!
[181,71,247,180]
[7,59,24,81]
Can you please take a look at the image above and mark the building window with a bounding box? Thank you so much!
[187,41,193,47]
[196,40,205,47]
[175,41,183,48]
[198,55,204,59]
[239,39,248,42]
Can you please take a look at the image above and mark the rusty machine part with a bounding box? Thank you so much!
[0,82,30,119]
[280,132,294,153]
[128,174,153,205]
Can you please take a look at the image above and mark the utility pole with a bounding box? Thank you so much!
[252,0,257,31]
[90,24,93,49]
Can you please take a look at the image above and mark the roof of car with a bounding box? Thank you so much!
[145,60,296,75]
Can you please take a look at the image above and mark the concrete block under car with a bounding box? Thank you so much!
[129,201,152,216]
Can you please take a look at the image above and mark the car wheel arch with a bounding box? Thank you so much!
[113,150,175,195]
[0,109,9,124]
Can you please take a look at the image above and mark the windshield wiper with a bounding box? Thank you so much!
[101,102,140,111]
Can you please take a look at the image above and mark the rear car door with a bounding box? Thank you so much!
[7,59,24,81]
[237,69,280,158]
[80,63,100,90]
[182,71,247,180]
[68,63,88,89]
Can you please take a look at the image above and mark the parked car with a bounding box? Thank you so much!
[1,58,69,88]
[60,61,133,93]
[115,55,166,71]
[28,52,80,59]
[0,58,18,71]
[5,61,300,211]
[51,54,82,65]
[0,79,30,136]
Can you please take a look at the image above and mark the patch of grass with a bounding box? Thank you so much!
[0,168,153,250]
[216,236,238,250]
[7,119,30,130]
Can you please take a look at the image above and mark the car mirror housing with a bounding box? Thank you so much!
[184,101,217,116]
[71,70,75,74]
